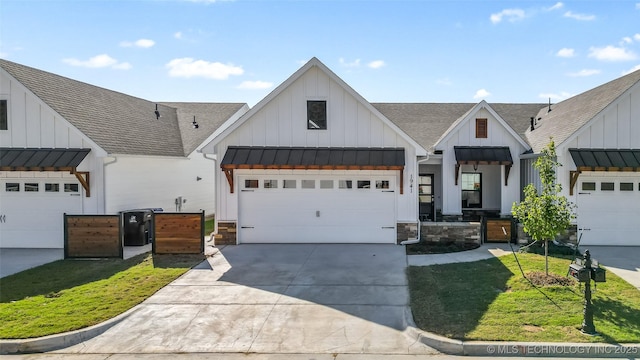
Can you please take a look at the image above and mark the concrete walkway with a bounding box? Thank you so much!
[50,244,436,355]
[408,243,515,266]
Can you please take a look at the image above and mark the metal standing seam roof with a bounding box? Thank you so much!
[454,146,513,164]
[220,146,405,168]
[0,148,91,169]
[569,149,640,170]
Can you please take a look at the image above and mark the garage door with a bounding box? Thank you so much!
[0,178,82,248]
[577,175,640,246]
[238,174,396,243]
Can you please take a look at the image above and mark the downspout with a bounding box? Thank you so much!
[201,152,218,240]
[400,153,431,245]
[103,156,118,214]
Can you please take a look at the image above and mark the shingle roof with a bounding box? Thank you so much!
[0,59,246,157]
[372,103,545,151]
[527,69,640,153]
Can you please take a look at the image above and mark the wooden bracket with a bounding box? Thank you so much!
[455,163,460,185]
[400,169,404,195]
[223,168,234,194]
[73,171,90,197]
[504,164,512,186]
[569,170,581,196]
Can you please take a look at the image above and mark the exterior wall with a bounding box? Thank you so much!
[104,153,215,215]
[421,222,481,244]
[437,107,528,216]
[213,221,237,245]
[397,222,418,244]
[213,66,418,225]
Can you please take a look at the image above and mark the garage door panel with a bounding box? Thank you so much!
[241,224,394,243]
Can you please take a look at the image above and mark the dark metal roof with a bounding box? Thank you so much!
[0,148,91,169]
[454,146,513,165]
[221,146,405,169]
[569,148,640,170]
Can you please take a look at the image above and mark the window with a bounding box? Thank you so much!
[0,100,7,130]
[307,100,327,130]
[264,180,278,189]
[461,173,482,208]
[376,180,390,189]
[5,183,19,192]
[357,180,371,189]
[475,118,487,138]
[301,180,315,189]
[338,180,352,189]
[283,180,296,189]
[620,182,634,191]
[25,183,39,192]
[581,182,596,191]
[64,183,79,192]
[320,180,333,189]
[244,180,258,189]
[45,183,60,192]
[601,182,614,191]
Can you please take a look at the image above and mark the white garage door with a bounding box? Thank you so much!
[0,178,82,248]
[238,174,396,243]
[577,175,640,246]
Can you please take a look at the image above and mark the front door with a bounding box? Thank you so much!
[418,174,434,221]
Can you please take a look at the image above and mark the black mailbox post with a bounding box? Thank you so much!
[568,249,606,335]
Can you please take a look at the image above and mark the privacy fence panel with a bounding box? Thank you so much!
[64,214,122,258]
[153,212,204,254]
[485,218,513,243]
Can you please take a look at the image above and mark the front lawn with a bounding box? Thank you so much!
[408,252,640,343]
[0,253,204,339]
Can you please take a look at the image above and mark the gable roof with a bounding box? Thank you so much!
[207,57,428,156]
[373,102,545,152]
[0,59,246,157]
[526,69,640,153]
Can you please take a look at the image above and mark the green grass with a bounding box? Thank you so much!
[0,253,204,339]
[205,218,215,235]
[408,252,640,343]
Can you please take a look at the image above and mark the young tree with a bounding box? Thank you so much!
[512,139,575,275]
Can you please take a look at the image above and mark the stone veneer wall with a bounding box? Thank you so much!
[516,224,578,244]
[421,222,482,245]
[214,222,237,245]
[396,222,419,244]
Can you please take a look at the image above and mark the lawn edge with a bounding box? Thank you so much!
[0,305,140,354]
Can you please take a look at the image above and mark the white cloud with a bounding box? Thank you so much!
[637,2,640,9]
[165,58,243,79]
[545,2,564,11]
[623,64,640,75]
[339,58,361,68]
[436,78,453,86]
[635,33,640,41]
[120,39,155,48]
[556,48,575,58]
[567,69,601,77]
[563,11,595,21]
[367,60,385,69]
[588,45,638,62]
[622,37,633,44]
[490,8,525,24]
[237,80,273,90]
[174,32,183,39]
[62,54,130,69]
[539,92,573,102]
[473,89,491,99]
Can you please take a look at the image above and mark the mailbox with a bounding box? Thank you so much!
[592,266,606,283]
[569,263,591,282]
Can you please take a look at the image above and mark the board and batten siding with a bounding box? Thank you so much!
[0,68,104,215]
[438,107,528,216]
[214,65,418,223]
[557,82,640,201]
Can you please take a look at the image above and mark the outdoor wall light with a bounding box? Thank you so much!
[192,116,199,129]
[154,104,160,120]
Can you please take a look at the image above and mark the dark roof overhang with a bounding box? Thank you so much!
[0,148,92,197]
[453,146,513,186]
[220,146,406,194]
[569,148,640,171]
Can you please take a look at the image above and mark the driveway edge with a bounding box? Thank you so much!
[0,306,140,354]
[404,307,640,358]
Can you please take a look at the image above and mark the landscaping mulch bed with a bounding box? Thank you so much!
[406,241,480,255]
[526,271,576,287]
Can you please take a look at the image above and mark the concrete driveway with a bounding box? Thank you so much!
[581,246,640,290]
[56,244,436,355]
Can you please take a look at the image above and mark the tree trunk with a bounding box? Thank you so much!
[545,239,549,276]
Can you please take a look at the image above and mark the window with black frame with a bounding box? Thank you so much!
[461,173,482,208]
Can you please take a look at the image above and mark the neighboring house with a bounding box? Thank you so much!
[524,69,640,246]
[0,59,248,250]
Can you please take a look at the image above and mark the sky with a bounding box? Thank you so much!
[1,0,640,107]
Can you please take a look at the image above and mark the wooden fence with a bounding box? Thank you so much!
[153,212,204,254]
[485,218,513,243]
[64,214,122,258]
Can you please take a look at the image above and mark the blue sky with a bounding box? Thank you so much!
[1,1,639,106]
